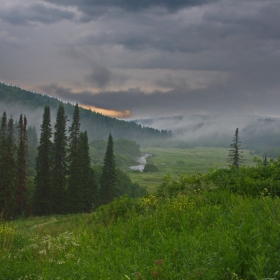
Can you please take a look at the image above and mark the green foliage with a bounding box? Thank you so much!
[52,103,68,214]
[129,146,259,192]
[93,165,146,205]
[34,106,53,215]
[27,125,38,167]
[67,104,84,213]
[94,195,143,225]
[0,113,17,219]
[115,169,147,198]
[1,189,280,279]
[79,131,98,212]
[16,115,29,216]
[100,134,117,205]
[227,128,244,168]
[155,156,280,198]
[90,138,140,168]
[143,163,159,173]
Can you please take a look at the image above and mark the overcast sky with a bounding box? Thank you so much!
[1,0,280,118]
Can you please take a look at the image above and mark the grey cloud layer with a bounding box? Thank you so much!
[0,3,75,25]
[40,77,280,118]
[44,0,218,15]
[1,0,280,118]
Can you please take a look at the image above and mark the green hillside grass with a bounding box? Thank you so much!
[128,147,258,192]
[1,188,279,279]
[2,159,280,279]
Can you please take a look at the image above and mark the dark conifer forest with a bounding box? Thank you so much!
[0,82,171,141]
[0,102,147,218]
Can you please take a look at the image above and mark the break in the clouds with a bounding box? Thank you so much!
[0,0,280,118]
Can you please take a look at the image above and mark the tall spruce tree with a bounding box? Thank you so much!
[0,113,17,219]
[100,133,117,205]
[79,131,97,211]
[0,112,8,217]
[34,106,53,215]
[7,117,17,217]
[67,104,84,213]
[16,115,29,216]
[227,128,244,168]
[52,104,68,214]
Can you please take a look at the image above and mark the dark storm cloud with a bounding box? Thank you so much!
[1,0,280,119]
[75,1,280,58]
[40,74,280,117]
[203,1,280,41]
[44,0,218,16]
[0,3,75,26]
[85,65,112,88]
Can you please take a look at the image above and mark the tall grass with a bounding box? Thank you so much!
[1,188,280,279]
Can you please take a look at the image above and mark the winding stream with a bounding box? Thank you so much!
[129,154,151,172]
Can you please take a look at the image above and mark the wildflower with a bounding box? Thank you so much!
[38,249,47,255]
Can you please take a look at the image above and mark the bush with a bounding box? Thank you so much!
[143,163,159,173]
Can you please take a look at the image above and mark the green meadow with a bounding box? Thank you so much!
[1,186,280,279]
[128,147,258,192]
[1,146,277,280]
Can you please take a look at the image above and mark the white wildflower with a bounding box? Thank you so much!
[38,249,47,255]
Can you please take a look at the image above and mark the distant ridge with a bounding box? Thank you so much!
[0,82,171,141]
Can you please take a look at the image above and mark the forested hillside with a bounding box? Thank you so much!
[0,82,171,141]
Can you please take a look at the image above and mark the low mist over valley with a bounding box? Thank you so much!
[134,114,280,157]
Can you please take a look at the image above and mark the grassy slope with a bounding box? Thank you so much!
[1,191,279,279]
[128,147,258,192]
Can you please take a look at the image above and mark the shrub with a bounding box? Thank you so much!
[143,163,159,173]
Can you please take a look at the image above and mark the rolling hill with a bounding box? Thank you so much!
[0,82,171,141]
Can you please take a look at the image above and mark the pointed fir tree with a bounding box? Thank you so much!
[52,104,68,214]
[100,133,117,205]
[0,112,8,216]
[79,131,97,211]
[34,106,54,215]
[7,117,17,217]
[67,104,84,213]
[0,113,17,219]
[227,128,244,169]
[16,115,29,216]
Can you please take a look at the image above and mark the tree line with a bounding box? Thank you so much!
[0,103,145,219]
[0,82,172,141]
[0,113,28,219]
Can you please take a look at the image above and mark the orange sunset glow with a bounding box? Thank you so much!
[80,104,131,118]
